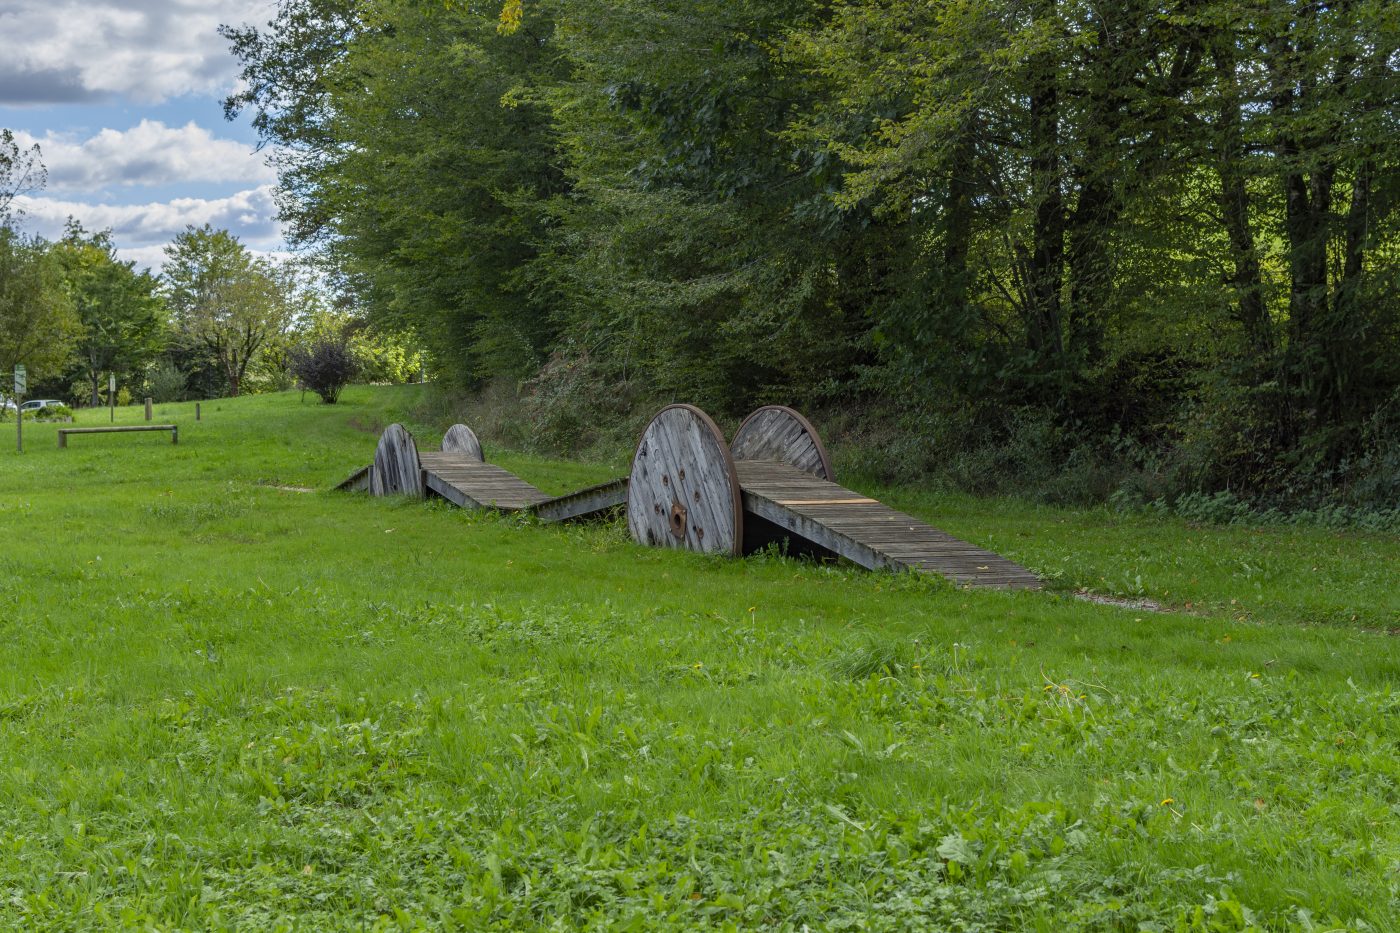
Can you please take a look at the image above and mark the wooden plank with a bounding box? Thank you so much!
[58,425,178,448]
[735,460,1040,590]
[420,456,549,511]
[627,405,742,555]
[370,424,423,497]
[532,477,629,523]
[335,464,372,492]
[731,406,834,479]
[441,424,484,460]
[58,425,177,434]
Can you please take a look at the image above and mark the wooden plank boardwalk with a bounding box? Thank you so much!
[532,477,629,523]
[420,452,629,519]
[419,452,550,511]
[735,460,1041,590]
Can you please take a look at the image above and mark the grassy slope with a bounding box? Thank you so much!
[0,386,1397,930]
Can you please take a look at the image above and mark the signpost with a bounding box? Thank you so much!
[14,365,25,453]
[109,373,116,423]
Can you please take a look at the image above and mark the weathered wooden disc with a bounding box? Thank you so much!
[627,404,743,556]
[370,423,424,497]
[441,423,484,461]
[731,405,834,480]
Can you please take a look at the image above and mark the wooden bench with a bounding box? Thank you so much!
[58,425,178,448]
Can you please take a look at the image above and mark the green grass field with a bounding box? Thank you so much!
[1,387,1397,930]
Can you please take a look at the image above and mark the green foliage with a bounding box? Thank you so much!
[224,0,568,387]
[144,359,188,403]
[163,225,293,398]
[0,127,45,219]
[0,386,1397,926]
[0,225,80,389]
[52,221,168,407]
[25,402,72,421]
[225,0,1400,513]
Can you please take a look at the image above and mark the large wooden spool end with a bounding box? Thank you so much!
[370,423,424,497]
[441,423,484,460]
[627,404,743,556]
[731,405,834,480]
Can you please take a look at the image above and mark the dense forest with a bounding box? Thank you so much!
[224,0,1399,516]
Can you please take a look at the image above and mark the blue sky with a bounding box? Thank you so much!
[0,0,283,269]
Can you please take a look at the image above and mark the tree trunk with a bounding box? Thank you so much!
[941,119,976,318]
[1212,43,1272,354]
[1026,7,1065,368]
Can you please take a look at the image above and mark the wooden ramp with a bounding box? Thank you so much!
[735,460,1041,590]
[531,477,629,523]
[419,452,551,511]
[420,451,628,520]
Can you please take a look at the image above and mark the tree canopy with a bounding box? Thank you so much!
[225,0,1400,507]
[0,226,80,396]
[54,222,167,406]
[163,225,293,398]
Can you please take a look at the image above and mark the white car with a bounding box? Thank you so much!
[19,399,64,412]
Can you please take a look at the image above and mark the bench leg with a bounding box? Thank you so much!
[58,433,66,449]
[172,427,178,445]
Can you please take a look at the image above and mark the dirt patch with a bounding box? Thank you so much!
[1073,591,1170,613]
[255,479,317,493]
[347,415,386,435]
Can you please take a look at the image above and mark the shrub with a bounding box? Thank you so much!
[145,361,188,403]
[20,404,74,422]
[289,336,358,404]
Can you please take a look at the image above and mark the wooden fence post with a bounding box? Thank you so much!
[145,398,152,421]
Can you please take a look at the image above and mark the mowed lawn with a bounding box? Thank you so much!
[1,387,1397,930]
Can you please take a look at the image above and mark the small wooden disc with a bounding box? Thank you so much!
[731,405,834,480]
[370,423,424,497]
[627,404,743,556]
[441,424,484,461]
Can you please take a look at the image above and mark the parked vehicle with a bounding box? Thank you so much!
[19,399,64,412]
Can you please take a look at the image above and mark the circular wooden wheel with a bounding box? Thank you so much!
[627,404,743,556]
[370,423,424,497]
[441,423,484,460]
[730,405,834,480]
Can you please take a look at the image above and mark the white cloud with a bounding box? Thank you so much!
[0,0,276,104]
[114,243,292,271]
[12,185,284,268]
[13,121,274,193]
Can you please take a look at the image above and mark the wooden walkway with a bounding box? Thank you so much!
[735,460,1041,589]
[419,452,550,511]
[417,452,629,520]
[532,477,629,523]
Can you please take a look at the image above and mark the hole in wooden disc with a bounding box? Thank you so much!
[653,502,661,514]
[662,475,670,486]
[678,469,686,481]
[669,501,687,540]
[696,526,704,540]
[693,490,700,502]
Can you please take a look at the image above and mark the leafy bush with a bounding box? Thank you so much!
[20,404,74,422]
[145,361,188,403]
[116,387,132,407]
[289,336,358,404]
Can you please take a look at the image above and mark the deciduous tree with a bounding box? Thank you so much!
[162,225,291,398]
